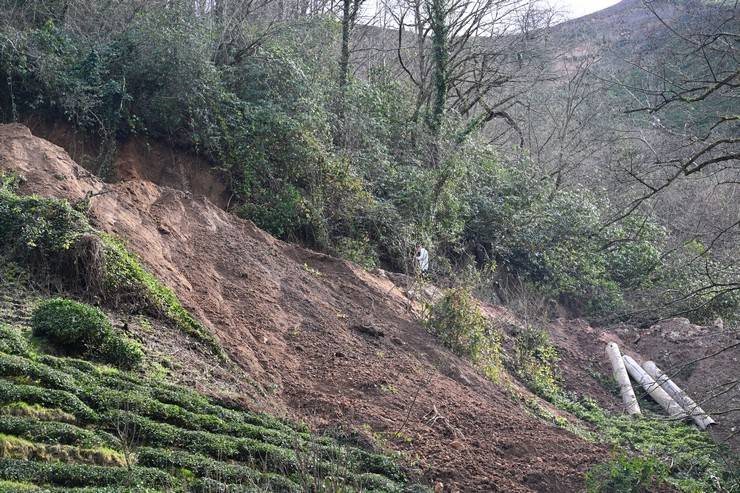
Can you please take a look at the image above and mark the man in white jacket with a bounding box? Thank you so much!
[415,244,429,274]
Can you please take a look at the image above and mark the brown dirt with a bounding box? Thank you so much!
[24,118,230,208]
[1,123,609,492]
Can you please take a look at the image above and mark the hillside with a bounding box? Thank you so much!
[0,0,738,490]
[2,124,738,491]
[0,124,604,491]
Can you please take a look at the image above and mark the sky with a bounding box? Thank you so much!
[553,0,622,18]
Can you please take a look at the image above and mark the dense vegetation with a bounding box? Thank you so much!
[0,1,736,324]
[0,321,420,491]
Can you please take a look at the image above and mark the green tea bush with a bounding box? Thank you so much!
[0,381,97,422]
[0,479,38,492]
[31,299,142,369]
[32,299,111,351]
[424,287,502,381]
[0,458,175,489]
[0,416,115,449]
[137,447,260,482]
[0,402,76,424]
[0,325,31,357]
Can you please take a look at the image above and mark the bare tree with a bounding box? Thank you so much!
[385,0,556,145]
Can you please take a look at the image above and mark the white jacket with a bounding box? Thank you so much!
[415,247,429,272]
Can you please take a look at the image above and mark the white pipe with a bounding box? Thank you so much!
[643,361,716,430]
[622,355,686,418]
[605,343,640,415]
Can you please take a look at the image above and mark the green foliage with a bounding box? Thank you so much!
[31,298,143,369]
[0,381,97,422]
[0,459,175,489]
[0,402,76,424]
[0,6,734,324]
[424,288,502,381]
[512,327,560,396]
[0,186,89,264]
[585,454,669,493]
[545,392,739,492]
[0,325,31,357]
[333,236,378,270]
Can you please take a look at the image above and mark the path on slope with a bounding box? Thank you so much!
[0,124,605,492]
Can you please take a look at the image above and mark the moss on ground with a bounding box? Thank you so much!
[0,323,419,492]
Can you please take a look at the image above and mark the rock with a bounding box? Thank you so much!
[391,337,405,346]
[352,323,385,338]
[650,318,705,342]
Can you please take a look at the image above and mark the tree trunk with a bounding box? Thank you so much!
[643,361,716,430]
[605,343,641,415]
[339,0,353,90]
[428,0,447,135]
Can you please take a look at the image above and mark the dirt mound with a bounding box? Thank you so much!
[0,123,609,491]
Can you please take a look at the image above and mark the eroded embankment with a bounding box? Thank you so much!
[0,123,608,492]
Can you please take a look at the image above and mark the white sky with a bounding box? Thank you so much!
[553,0,622,18]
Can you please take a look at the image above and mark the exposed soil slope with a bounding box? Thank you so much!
[0,124,606,492]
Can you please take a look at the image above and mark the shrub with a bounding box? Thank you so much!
[31,299,111,352]
[424,287,502,381]
[0,433,125,467]
[0,188,89,263]
[0,402,76,424]
[0,416,116,449]
[0,458,175,489]
[0,325,31,357]
[0,381,97,422]
[0,352,78,392]
[137,447,258,480]
[31,298,142,369]
[512,326,560,397]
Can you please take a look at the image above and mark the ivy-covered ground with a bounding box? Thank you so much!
[0,317,422,492]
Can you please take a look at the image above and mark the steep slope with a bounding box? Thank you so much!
[0,124,606,492]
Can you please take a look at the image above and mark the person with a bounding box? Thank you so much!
[415,244,429,274]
